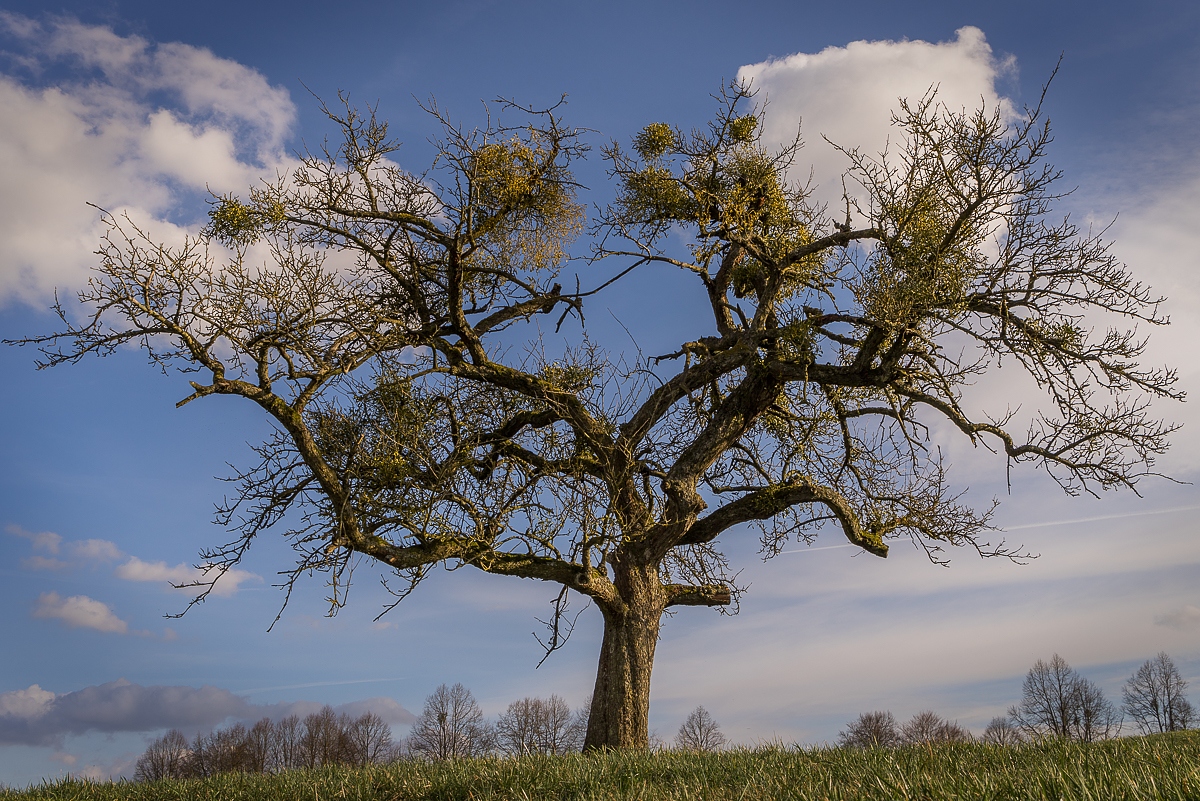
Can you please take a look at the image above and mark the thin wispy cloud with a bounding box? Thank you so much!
[236,677,407,694]
[1155,604,1200,630]
[20,556,69,571]
[11,529,123,570]
[6,524,62,554]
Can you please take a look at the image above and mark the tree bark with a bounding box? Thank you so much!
[583,559,664,750]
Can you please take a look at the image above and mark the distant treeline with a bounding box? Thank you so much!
[134,684,591,780]
[136,652,1194,780]
[135,707,393,780]
[838,652,1195,748]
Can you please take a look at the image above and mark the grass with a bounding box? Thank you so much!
[4,732,1199,800]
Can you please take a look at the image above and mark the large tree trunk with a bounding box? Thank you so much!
[583,560,664,750]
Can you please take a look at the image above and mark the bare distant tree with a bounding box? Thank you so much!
[674,706,727,751]
[837,711,899,748]
[188,723,253,777]
[407,683,494,759]
[980,716,1025,746]
[345,711,394,766]
[243,718,274,773]
[496,697,542,755]
[134,729,190,782]
[1123,652,1195,734]
[900,711,972,744]
[271,714,304,771]
[496,695,581,755]
[1009,654,1119,742]
[299,706,352,767]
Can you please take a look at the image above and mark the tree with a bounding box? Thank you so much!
[1009,654,1119,742]
[674,705,727,751]
[270,714,304,771]
[980,716,1024,746]
[406,683,494,759]
[345,710,395,766]
[243,717,275,773]
[838,711,900,748]
[188,723,253,776]
[899,710,971,744]
[134,729,191,781]
[1123,652,1194,734]
[495,695,584,755]
[14,78,1178,750]
[132,710,395,779]
[298,706,351,768]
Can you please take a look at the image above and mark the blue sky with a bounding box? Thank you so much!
[1,0,1199,786]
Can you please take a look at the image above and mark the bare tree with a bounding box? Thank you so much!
[674,706,727,751]
[345,711,394,766]
[495,695,581,755]
[838,711,900,748]
[1009,654,1119,742]
[1123,652,1195,734]
[132,709,396,778]
[299,706,353,768]
[406,683,494,760]
[271,714,304,771]
[15,78,1178,750]
[188,723,253,777]
[900,711,971,744]
[134,729,190,782]
[980,716,1025,746]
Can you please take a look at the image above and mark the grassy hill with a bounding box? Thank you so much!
[5,732,1199,800]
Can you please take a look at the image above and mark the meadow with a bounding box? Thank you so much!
[4,732,1198,801]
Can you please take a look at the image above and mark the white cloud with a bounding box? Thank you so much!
[113,556,195,585]
[68,539,123,562]
[10,530,123,570]
[114,556,261,597]
[32,592,129,634]
[0,684,55,719]
[0,14,297,303]
[736,26,1194,490]
[738,26,1012,211]
[6,524,62,554]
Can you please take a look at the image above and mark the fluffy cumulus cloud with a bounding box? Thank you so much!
[738,26,1012,208]
[0,13,296,303]
[0,680,415,747]
[32,592,130,634]
[114,556,261,597]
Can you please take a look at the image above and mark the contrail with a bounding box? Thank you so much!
[776,503,1200,554]
[1000,504,1200,531]
[237,677,406,694]
[778,543,857,555]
